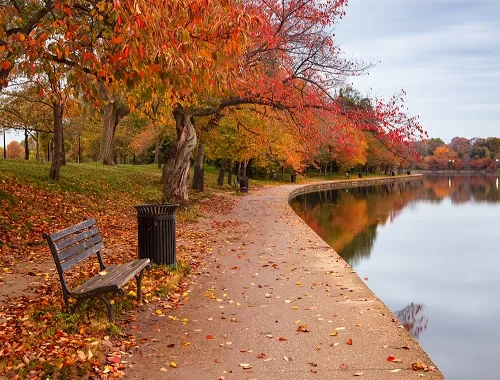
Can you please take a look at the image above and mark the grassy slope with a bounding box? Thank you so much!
[0,160,233,379]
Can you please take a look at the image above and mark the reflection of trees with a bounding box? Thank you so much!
[339,223,377,267]
[290,175,500,267]
[395,303,428,339]
[424,175,500,204]
[290,180,425,267]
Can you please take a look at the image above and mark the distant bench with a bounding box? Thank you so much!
[43,219,150,321]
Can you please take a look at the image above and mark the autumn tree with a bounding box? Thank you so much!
[160,0,426,205]
[6,140,22,159]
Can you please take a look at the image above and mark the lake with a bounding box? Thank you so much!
[290,175,500,380]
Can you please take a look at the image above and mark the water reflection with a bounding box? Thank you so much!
[290,175,500,267]
[290,175,500,380]
[395,303,428,339]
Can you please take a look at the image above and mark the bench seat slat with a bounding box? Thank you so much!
[60,242,105,271]
[72,259,150,297]
[54,226,100,252]
[49,219,96,242]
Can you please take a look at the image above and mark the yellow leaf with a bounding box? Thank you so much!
[156,309,164,315]
[76,350,86,361]
[169,361,178,368]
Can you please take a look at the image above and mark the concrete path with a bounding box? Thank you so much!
[125,182,444,380]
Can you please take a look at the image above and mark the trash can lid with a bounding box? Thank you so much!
[135,204,179,216]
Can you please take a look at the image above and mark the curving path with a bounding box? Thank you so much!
[125,178,443,380]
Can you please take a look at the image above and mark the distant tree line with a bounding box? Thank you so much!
[411,137,500,171]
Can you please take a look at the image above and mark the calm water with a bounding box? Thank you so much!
[290,175,500,380]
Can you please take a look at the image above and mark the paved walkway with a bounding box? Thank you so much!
[125,181,444,380]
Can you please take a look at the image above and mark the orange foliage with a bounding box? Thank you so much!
[5,141,23,159]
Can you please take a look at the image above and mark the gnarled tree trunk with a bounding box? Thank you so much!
[192,142,205,191]
[162,107,197,205]
[98,87,129,165]
[49,102,64,180]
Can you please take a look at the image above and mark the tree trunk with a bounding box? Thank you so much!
[49,102,64,180]
[98,93,129,165]
[217,168,224,186]
[24,127,29,160]
[35,131,39,161]
[99,102,118,165]
[192,143,205,191]
[162,107,197,205]
[242,160,248,180]
[227,163,233,185]
[237,162,242,182]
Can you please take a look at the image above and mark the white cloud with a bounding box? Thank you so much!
[335,0,500,142]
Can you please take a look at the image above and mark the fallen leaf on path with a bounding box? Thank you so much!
[297,324,310,332]
[346,338,353,345]
[239,363,252,369]
[169,361,178,368]
[353,371,364,376]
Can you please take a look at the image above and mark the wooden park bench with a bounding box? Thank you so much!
[43,219,150,321]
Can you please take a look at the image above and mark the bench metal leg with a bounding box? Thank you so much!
[98,295,115,322]
[71,298,85,314]
[135,269,145,305]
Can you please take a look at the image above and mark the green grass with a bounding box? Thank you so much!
[0,160,163,202]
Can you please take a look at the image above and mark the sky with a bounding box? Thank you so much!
[335,0,500,143]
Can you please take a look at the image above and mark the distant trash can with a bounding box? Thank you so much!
[391,171,395,176]
[135,204,178,265]
[290,174,297,183]
[358,172,362,178]
[240,178,249,193]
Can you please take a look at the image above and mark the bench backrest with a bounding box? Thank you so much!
[43,218,105,274]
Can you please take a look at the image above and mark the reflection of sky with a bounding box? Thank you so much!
[354,198,500,380]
